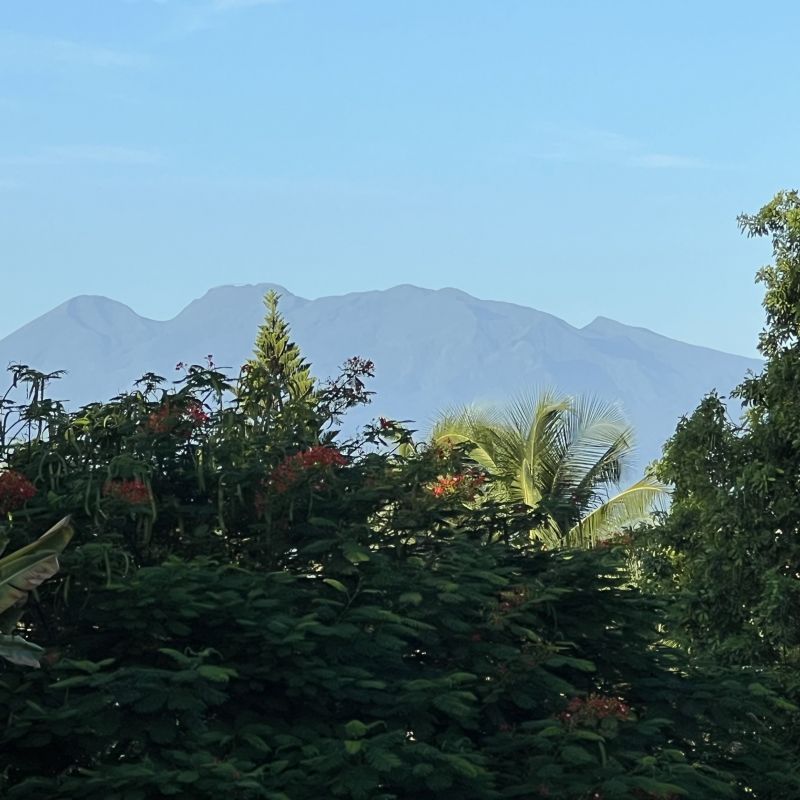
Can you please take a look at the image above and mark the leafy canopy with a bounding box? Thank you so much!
[646,191,800,667]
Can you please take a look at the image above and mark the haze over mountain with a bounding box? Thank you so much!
[0,284,761,469]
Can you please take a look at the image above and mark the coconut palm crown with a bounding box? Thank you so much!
[431,390,666,548]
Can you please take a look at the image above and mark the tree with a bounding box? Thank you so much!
[241,289,315,415]
[646,190,800,666]
[431,391,666,548]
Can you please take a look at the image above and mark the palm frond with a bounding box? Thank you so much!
[565,476,668,548]
[562,427,636,504]
[431,390,658,552]
[431,406,507,476]
[507,390,571,497]
[551,396,635,492]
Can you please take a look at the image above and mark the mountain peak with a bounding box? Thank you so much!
[584,315,640,333]
[60,293,137,313]
[0,285,762,469]
[45,294,153,331]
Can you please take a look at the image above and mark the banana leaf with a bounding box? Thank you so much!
[0,516,74,617]
[0,516,73,667]
[0,633,45,668]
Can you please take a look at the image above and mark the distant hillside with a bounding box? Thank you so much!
[0,283,761,469]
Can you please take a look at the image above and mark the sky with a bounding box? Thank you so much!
[1,0,797,357]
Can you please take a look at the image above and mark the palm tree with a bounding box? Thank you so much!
[430,390,666,549]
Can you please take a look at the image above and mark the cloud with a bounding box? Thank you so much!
[122,0,286,38]
[629,153,709,169]
[128,0,283,6]
[528,127,712,171]
[0,31,150,70]
[45,146,161,165]
[211,0,284,8]
[0,146,161,167]
[140,0,287,36]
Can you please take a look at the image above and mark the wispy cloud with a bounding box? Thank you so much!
[188,0,286,32]
[0,146,161,168]
[629,153,709,169]
[528,128,712,171]
[0,31,150,70]
[129,0,284,6]
[211,0,284,8]
[124,0,287,38]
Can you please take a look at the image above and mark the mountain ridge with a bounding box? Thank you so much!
[0,283,761,468]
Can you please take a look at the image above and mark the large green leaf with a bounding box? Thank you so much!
[0,516,74,616]
[0,633,45,668]
[567,475,668,548]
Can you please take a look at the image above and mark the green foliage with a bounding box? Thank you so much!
[0,293,795,798]
[633,191,800,797]
[243,289,315,414]
[4,535,793,798]
[643,191,800,666]
[0,517,73,667]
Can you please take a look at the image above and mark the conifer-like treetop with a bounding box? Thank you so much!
[245,290,315,410]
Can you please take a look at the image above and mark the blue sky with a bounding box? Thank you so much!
[1,0,797,356]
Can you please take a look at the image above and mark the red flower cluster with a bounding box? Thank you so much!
[497,585,527,614]
[146,400,210,434]
[103,479,150,506]
[429,469,486,499]
[185,400,210,425]
[270,446,348,494]
[595,531,635,550]
[0,470,37,514]
[558,693,632,726]
[146,404,173,434]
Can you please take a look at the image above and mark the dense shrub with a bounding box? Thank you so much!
[5,530,795,799]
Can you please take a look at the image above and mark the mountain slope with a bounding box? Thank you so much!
[0,284,760,467]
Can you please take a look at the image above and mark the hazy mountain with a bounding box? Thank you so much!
[0,284,761,469]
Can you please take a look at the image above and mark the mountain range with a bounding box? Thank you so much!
[0,284,761,470]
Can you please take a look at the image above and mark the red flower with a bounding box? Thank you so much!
[269,446,348,494]
[146,400,209,434]
[185,400,210,425]
[146,404,173,434]
[103,479,150,506]
[0,470,37,514]
[558,693,632,726]
[595,531,634,549]
[496,586,527,615]
[428,469,487,500]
